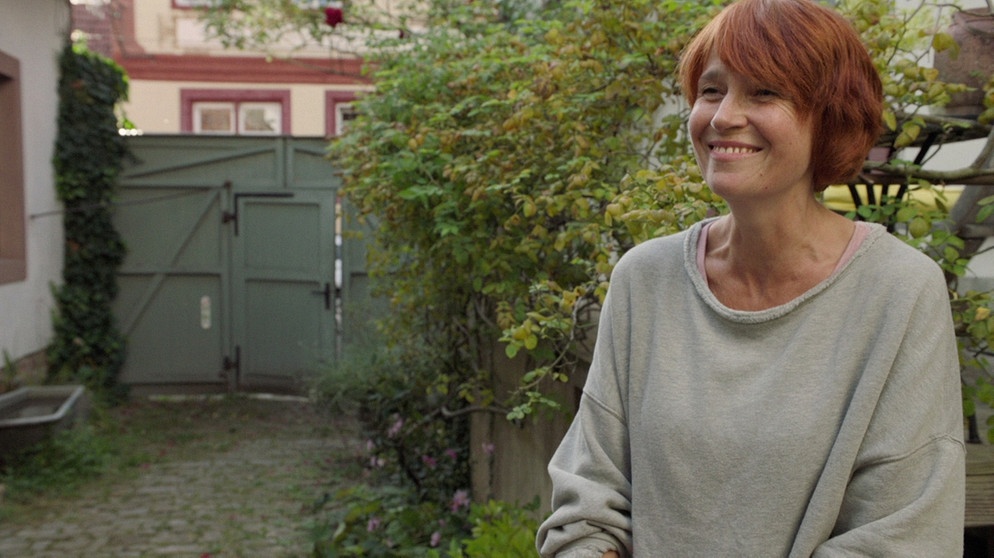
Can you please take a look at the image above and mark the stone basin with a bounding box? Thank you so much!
[0,385,89,464]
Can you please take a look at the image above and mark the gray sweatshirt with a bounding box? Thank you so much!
[537,219,965,557]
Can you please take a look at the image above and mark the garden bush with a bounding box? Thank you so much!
[206,2,994,549]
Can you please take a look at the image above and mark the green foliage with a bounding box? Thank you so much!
[1,351,19,394]
[841,0,970,148]
[983,72,994,126]
[449,498,541,558]
[195,7,994,555]
[329,0,727,424]
[310,481,538,558]
[205,0,994,444]
[0,423,114,501]
[309,336,471,520]
[311,483,472,556]
[47,43,129,401]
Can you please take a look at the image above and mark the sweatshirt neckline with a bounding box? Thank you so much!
[684,217,886,323]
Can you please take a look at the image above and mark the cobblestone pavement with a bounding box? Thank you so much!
[0,394,361,558]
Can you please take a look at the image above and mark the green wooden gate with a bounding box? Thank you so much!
[112,136,362,393]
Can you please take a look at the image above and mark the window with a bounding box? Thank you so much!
[0,50,26,284]
[182,90,290,136]
[192,102,234,134]
[173,0,340,8]
[239,103,283,135]
[325,90,358,137]
[172,0,219,7]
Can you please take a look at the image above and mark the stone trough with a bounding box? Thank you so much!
[0,385,89,464]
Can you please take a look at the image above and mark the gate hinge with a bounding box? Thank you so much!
[221,191,294,236]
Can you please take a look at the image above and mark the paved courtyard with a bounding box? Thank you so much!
[0,394,361,558]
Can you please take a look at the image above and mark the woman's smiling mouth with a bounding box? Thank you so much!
[710,144,761,155]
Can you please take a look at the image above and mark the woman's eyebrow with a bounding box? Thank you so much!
[698,68,723,83]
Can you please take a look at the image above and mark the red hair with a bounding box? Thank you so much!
[679,0,883,190]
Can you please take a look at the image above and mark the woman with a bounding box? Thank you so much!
[535,0,965,556]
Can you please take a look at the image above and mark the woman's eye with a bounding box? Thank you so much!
[699,86,723,98]
[755,89,780,98]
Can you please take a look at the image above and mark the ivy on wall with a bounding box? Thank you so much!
[47,43,129,400]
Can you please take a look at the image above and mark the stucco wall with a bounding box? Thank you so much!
[124,80,364,136]
[0,0,69,366]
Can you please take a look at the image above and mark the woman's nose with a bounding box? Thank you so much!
[710,94,747,131]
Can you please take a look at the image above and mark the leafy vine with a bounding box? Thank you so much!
[47,43,129,401]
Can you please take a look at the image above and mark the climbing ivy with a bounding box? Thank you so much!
[47,43,129,401]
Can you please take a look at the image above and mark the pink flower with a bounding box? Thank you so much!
[387,415,404,438]
[324,6,344,28]
[421,454,438,468]
[444,448,458,460]
[450,489,471,512]
[430,531,442,547]
[367,516,382,532]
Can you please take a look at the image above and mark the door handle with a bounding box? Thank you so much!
[311,282,331,310]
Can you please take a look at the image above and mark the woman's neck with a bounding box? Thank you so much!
[703,201,855,310]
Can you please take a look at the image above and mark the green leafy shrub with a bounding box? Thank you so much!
[47,43,129,401]
[317,339,470,500]
[329,0,726,424]
[450,499,541,558]
[0,423,114,501]
[311,482,539,558]
[203,0,994,460]
[312,484,473,556]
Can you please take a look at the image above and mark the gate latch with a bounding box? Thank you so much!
[221,346,240,385]
[311,282,332,310]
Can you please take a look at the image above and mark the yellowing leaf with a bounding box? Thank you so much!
[894,122,921,148]
[976,307,991,322]
[932,32,959,57]
[524,334,539,350]
[882,110,897,131]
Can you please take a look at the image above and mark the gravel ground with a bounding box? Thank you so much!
[0,394,362,558]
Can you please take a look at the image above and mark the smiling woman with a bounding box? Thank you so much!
[536,0,965,556]
[687,53,816,210]
[678,0,882,192]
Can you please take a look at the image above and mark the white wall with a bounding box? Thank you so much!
[0,0,69,363]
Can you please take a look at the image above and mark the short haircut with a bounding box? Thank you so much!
[678,0,883,190]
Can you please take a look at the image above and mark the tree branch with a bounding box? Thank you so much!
[865,122,994,185]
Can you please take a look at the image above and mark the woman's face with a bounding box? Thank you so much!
[689,53,815,205]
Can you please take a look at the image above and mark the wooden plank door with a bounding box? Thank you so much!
[230,188,337,391]
[114,136,339,393]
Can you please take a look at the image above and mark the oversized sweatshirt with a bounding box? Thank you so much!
[536,219,965,557]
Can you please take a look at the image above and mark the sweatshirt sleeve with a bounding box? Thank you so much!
[813,263,965,557]
[536,278,634,558]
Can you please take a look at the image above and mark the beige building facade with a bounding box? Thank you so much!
[73,0,372,137]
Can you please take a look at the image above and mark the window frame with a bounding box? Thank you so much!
[0,49,26,284]
[324,90,357,138]
[181,89,291,136]
[172,0,340,8]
